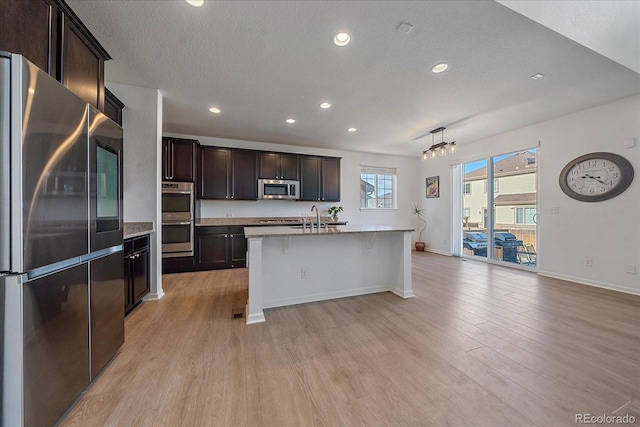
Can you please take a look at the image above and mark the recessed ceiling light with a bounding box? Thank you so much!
[334,32,351,47]
[320,102,331,109]
[347,127,357,132]
[531,73,545,80]
[431,63,448,73]
[208,107,220,114]
[285,118,296,124]
[186,0,204,6]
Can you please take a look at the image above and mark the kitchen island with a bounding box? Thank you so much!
[244,225,414,324]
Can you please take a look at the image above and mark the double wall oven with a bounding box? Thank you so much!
[162,182,194,258]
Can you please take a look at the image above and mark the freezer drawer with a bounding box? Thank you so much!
[23,264,89,427]
[90,250,124,380]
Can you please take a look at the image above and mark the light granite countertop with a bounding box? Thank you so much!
[123,222,155,239]
[244,224,414,238]
[196,216,345,227]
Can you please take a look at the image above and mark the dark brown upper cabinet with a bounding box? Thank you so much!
[0,0,111,111]
[163,137,197,182]
[300,156,341,202]
[231,149,257,200]
[0,0,55,74]
[198,146,256,200]
[258,152,299,180]
[104,88,125,126]
[198,146,229,199]
[321,157,341,202]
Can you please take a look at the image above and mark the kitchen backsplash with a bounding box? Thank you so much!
[197,199,344,220]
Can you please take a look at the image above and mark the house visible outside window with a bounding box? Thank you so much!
[464,183,471,195]
[360,166,397,209]
[516,207,536,224]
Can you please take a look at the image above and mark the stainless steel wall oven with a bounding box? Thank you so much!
[162,182,194,258]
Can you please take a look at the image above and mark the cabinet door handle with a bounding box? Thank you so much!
[170,144,175,179]
[163,144,169,179]
[225,234,228,238]
[230,234,233,237]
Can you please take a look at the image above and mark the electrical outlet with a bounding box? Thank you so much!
[627,264,637,274]
[549,206,560,214]
[584,257,593,267]
[301,269,308,279]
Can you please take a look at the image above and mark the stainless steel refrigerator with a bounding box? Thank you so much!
[1,52,125,427]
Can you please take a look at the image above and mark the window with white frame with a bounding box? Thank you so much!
[360,166,397,209]
[464,182,472,194]
[484,179,499,193]
[516,207,536,224]
[463,208,470,218]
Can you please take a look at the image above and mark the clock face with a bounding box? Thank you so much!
[559,152,634,202]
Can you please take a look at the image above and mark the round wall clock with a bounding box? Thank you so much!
[559,152,634,202]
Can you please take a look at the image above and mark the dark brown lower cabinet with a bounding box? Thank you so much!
[124,235,150,315]
[196,226,246,270]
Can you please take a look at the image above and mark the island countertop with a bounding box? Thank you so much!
[196,216,345,227]
[244,224,414,238]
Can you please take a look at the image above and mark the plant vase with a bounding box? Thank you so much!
[412,203,427,252]
[328,206,343,223]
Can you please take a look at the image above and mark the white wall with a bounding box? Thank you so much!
[419,94,640,295]
[107,82,164,300]
[163,133,420,238]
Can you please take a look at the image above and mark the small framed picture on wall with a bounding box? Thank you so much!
[426,176,439,198]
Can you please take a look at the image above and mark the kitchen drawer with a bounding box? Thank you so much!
[162,256,195,274]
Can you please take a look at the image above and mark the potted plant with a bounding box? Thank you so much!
[328,205,343,222]
[412,203,427,251]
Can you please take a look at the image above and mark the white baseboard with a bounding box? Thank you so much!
[537,270,640,296]
[143,290,164,301]
[425,248,452,256]
[262,285,390,309]
[245,305,266,324]
[391,288,415,299]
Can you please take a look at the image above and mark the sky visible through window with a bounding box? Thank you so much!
[464,149,537,174]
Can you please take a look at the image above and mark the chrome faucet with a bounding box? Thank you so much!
[311,205,321,230]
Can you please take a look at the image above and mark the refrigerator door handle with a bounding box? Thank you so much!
[0,56,10,272]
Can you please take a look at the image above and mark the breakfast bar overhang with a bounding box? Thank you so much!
[244,225,415,324]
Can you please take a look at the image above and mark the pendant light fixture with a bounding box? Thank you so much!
[422,127,456,160]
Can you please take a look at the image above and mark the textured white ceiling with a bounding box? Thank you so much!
[67,0,640,156]
[498,0,640,74]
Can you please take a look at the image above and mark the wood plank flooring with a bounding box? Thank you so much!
[60,253,640,426]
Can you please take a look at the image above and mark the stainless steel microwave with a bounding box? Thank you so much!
[258,179,300,200]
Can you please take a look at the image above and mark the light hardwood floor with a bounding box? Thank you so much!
[60,253,640,426]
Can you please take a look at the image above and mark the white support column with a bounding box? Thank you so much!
[392,231,415,299]
[246,237,266,324]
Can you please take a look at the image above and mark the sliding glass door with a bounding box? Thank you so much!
[462,150,537,268]
[462,159,488,259]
